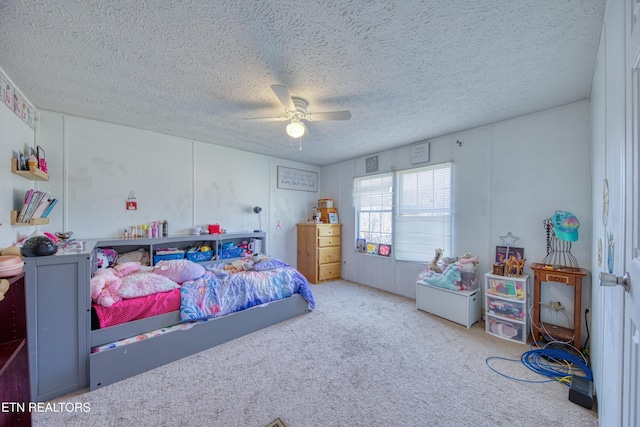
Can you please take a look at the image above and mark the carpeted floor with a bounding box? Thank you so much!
[32,280,598,427]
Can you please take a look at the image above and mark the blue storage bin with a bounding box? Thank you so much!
[186,250,213,262]
[219,247,243,259]
[153,252,185,264]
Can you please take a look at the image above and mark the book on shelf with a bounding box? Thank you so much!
[41,199,58,218]
[30,194,52,219]
[16,190,56,223]
[16,189,35,222]
[23,191,50,223]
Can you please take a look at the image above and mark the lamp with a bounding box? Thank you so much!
[253,206,262,232]
[286,118,305,138]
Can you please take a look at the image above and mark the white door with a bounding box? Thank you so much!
[624,1,640,425]
[594,3,626,424]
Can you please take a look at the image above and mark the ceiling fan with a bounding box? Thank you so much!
[244,85,351,142]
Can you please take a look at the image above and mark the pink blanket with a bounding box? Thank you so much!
[92,288,181,329]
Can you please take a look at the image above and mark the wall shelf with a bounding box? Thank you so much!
[11,158,48,181]
[10,210,49,226]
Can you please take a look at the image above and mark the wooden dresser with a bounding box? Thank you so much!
[297,223,341,283]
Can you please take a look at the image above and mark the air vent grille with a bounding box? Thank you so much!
[265,418,286,427]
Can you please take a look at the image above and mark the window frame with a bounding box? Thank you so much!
[353,162,452,262]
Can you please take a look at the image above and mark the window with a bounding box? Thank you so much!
[353,173,393,250]
[354,163,452,261]
[395,163,452,262]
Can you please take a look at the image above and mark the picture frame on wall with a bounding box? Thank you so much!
[276,166,318,192]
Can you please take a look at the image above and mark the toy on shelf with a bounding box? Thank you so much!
[492,263,505,275]
[504,255,526,277]
[428,248,444,273]
[417,250,480,291]
[421,264,462,291]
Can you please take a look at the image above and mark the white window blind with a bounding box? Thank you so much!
[395,162,452,262]
[353,173,393,245]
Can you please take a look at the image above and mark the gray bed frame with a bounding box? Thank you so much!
[89,293,311,390]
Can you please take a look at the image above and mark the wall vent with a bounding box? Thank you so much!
[266,418,286,427]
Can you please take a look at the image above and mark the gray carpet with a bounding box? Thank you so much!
[33,280,598,427]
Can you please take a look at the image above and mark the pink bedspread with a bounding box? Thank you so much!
[92,288,181,329]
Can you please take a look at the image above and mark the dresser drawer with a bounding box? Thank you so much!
[540,272,571,285]
[317,226,341,238]
[319,262,341,281]
[318,236,339,247]
[319,246,340,264]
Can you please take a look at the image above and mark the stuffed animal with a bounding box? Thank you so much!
[112,261,141,277]
[428,248,444,273]
[457,253,479,265]
[90,268,123,307]
[441,256,459,265]
[423,264,462,291]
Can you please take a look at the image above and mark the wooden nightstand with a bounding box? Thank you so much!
[530,263,588,346]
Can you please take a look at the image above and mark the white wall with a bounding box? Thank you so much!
[2,104,320,266]
[0,72,39,248]
[322,101,592,304]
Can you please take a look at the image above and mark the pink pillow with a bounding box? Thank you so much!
[118,272,180,298]
[154,259,205,283]
[112,261,141,277]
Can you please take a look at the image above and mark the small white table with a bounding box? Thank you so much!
[416,280,481,328]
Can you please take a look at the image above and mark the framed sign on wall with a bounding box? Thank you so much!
[277,166,318,192]
[365,156,379,173]
[410,141,430,164]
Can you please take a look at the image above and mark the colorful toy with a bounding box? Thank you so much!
[428,248,444,273]
[423,264,461,291]
[505,255,526,277]
[90,268,122,307]
[457,253,479,265]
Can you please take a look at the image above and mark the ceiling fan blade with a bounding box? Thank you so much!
[271,84,296,111]
[243,116,289,122]
[306,110,352,121]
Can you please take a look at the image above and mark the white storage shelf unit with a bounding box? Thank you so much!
[484,273,530,344]
[416,280,481,329]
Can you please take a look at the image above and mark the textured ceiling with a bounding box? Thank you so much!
[0,1,606,166]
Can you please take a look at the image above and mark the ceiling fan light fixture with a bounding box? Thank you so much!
[286,119,305,138]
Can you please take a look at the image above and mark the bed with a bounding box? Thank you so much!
[88,257,314,390]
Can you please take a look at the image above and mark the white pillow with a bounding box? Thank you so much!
[118,272,180,298]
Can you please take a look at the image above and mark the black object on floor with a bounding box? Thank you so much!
[569,375,594,410]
